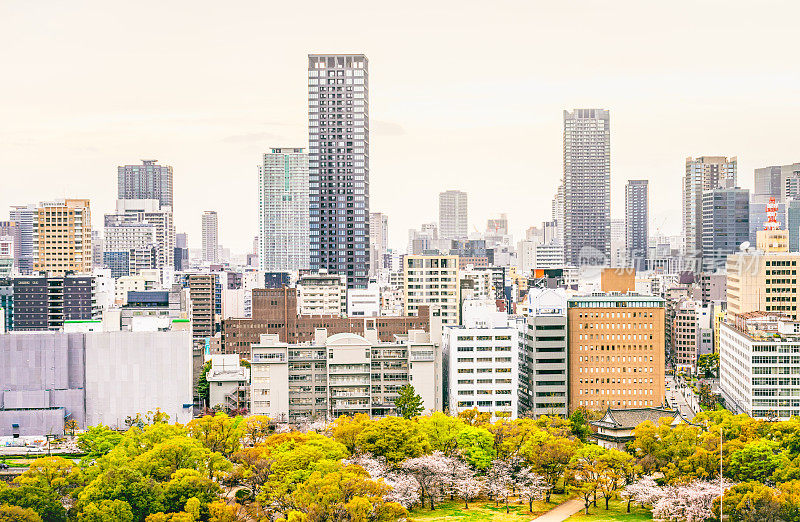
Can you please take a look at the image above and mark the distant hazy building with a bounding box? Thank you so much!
[625,180,649,266]
[683,156,737,257]
[33,199,92,276]
[754,163,800,203]
[8,206,35,274]
[109,199,175,271]
[369,212,388,277]
[308,54,370,289]
[563,109,611,265]
[117,160,174,209]
[0,221,22,273]
[258,148,310,272]
[701,188,749,272]
[788,200,800,252]
[175,232,189,271]
[439,190,468,240]
[201,211,219,263]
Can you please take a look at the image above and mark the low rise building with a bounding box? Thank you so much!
[591,407,690,450]
[297,270,346,317]
[250,328,441,422]
[206,354,249,412]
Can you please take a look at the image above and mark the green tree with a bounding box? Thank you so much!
[78,425,124,460]
[569,409,591,442]
[717,481,781,522]
[0,504,43,522]
[355,416,430,464]
[0,483,67,522]
[455,425,496,470]
[568,445,609,515]
[161,469,220,516]
[394,384,424,419]
[13,456,83,496]
[698,353,720,378]
[78,500,134,522]
[419,412,465,456]
[523,434,580,502]
[197,360,212,405]
[728,440,781,484]
[330,413,371,454]
[78,465,163,521]
[187,413,245,457]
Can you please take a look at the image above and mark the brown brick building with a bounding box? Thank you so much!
[221,288,430,357]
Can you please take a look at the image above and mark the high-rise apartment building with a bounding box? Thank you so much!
[701,188,749,271]
[625,180,649,266]
[369,212,388,277]
[8,205,35,275]
[438,190,468,241]
[567,294,665,412]
[0,221,21,274]
[12,275,98,331]
[404,254,460,329]
[32,199,92,276]
[562,109,611,265]
[258,148,310,272]
[110,199,175,271]
[296,270,347,317]
[308,54,370,289]
[201,211,219,263]
[683,156,737,257]
[117,160,173,209]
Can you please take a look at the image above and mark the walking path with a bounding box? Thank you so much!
[531,498,585,522]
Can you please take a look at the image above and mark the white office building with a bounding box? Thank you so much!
[202,211,219,263]
[720,313,800,420]
[444,300,519,419]
[297,270,347,317]
[258,148,310,272]
[347,284,380,317]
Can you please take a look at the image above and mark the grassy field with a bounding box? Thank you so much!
[565,499,652,521]
[410,493,570,521]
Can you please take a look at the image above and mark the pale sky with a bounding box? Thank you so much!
[2,1,800,252]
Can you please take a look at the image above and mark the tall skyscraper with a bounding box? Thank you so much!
[369,212,388,277]
[308,54,370,289]
[8,205,35,275]
[202,211,219,263]
[438,190,468,240]
[118,160,174,209]
[258,148,310,272]
[683,156,737,257]
[32,199,92,276]
[562,109,610,265]
[625,179,649,266]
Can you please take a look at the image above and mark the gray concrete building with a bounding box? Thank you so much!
[518,288,568,417]
[8,205,35,275]
[754,163,800,204]
[563,109,611,265]
[702,187,749,272]
[625,180,649,267]
[202,211,219,263]
[308,54,370,289]
[118,159,174,209]
[0,326,193,436]
[683,156,737,258]
[439,190,469,241]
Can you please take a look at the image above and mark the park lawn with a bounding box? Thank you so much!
[565,499,652,521]
[410,494,571,521]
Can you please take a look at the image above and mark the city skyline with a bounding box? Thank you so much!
[3,1,800,252]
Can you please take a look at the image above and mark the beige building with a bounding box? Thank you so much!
[567,294,666,412]
[757,229,789,253]
[33,199,92,276]
[250,328,442,422]
[726,251,800,320]
[297,270,347,317]
[404,255,460,328]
